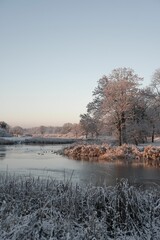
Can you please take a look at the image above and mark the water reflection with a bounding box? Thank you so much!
[0,145,159,187]
[75,160,160,187]
[0,146,6,160]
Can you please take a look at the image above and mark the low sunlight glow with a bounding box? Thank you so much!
[1,0,160,127]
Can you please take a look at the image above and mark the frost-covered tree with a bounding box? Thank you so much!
[80,113,99,138]
[10,126,24,136]
[71,123,81,138]
[61,123,73,134]
[103,68,142,145]
[147,70,160,141]
[39,126,46,135]
[151,68,160,96]
[86,68,142,145]
[87,76,109,120]
[127,88,153,144]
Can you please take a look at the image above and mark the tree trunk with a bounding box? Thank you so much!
[119,132,122,146]
[121,112,127,144]
[151,124,155,143]
[134,138,138,146]
[117,121,122,146]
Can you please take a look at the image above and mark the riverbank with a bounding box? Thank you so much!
[0,137,79,145]
[0,172,159,239]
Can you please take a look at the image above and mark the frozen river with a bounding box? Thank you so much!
[0,144,160,187]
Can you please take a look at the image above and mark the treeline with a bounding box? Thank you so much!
[79,67,160,145]
[23,123,82,137]
[0,122,82,138]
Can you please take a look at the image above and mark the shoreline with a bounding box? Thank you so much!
[0,137,80,145]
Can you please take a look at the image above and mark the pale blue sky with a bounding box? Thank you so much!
[1,0,160,127]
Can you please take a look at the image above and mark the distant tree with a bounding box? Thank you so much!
[0,121,10,134]
[80,113,99,138]
[87,76,109,120]
[54,126,63,134]
[10,126,24,136]
[79,114,89,138]
[126,88,151,144]
[61,123,73,135]
[71,123,81,138]
[147,106,160,142]
[151,68,160,96]
[39,126,46,135]
[0,121,8,130]
[147,70,160,141]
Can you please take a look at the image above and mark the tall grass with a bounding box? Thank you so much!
[0,173,160,239]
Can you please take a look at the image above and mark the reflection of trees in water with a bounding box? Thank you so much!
[0,146,6,160]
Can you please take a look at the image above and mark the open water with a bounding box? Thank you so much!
[0,144,160,187]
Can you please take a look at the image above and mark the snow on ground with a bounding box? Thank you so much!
[144,137,160,145]
[137,137,160,150]
[2,136,32,141]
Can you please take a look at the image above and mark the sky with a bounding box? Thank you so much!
[1,0,160,128]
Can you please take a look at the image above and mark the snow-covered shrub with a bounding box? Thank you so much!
[143,146,160,166]
[63,144,143,163]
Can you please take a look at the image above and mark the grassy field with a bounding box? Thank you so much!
[0,172,160,239]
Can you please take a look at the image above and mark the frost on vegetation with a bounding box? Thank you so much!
[63,144,160,166]
[0,173,160,239]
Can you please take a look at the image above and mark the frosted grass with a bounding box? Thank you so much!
[0,173,160,239]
